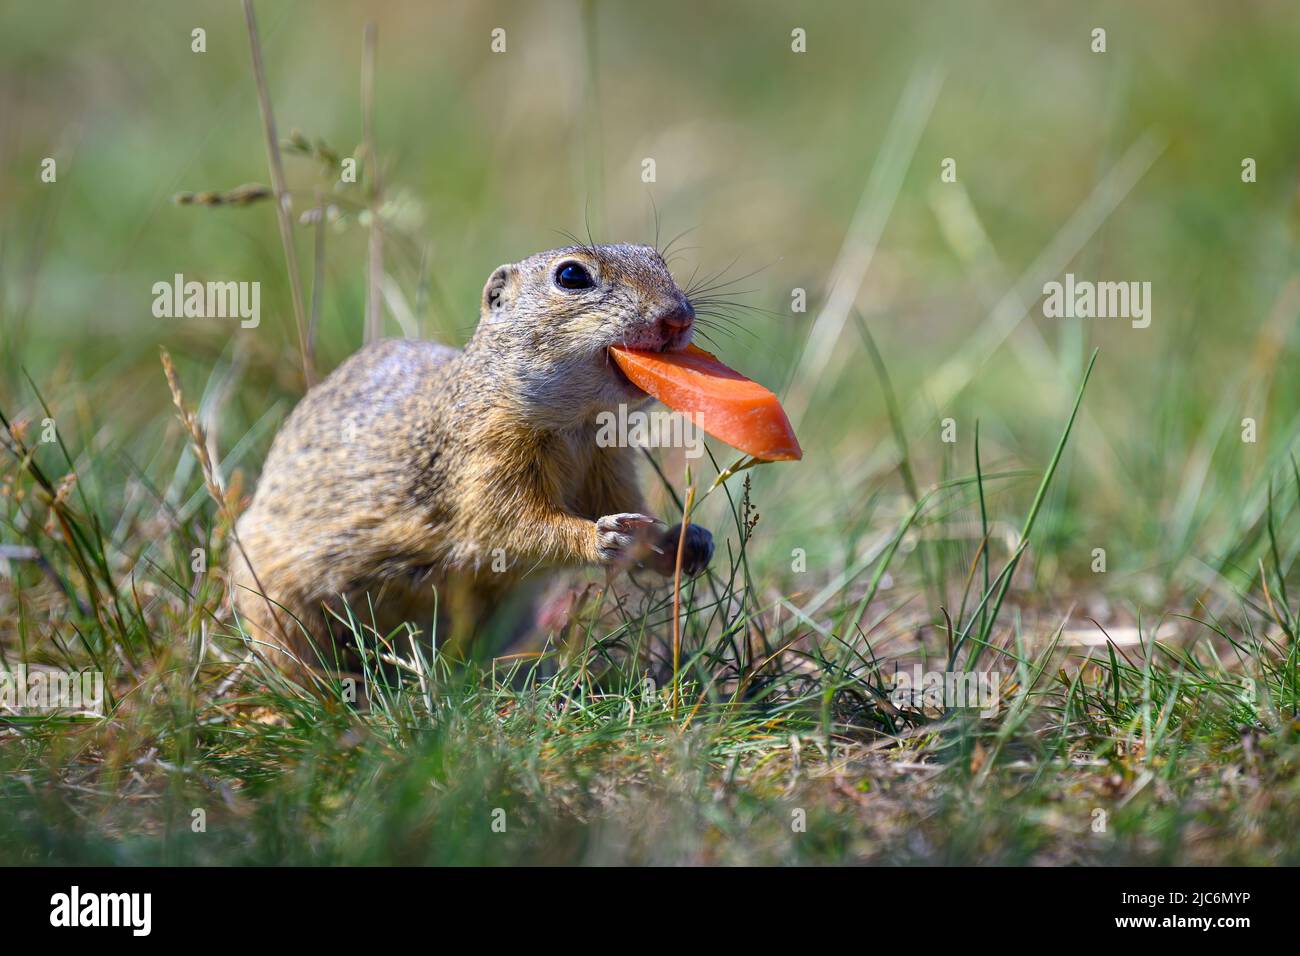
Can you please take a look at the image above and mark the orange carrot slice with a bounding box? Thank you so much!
[608,344,802,462]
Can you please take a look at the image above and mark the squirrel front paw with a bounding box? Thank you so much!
[594,513,658,566]
[647,522,714,577]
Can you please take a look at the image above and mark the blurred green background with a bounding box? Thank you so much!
[2,0,1299,607]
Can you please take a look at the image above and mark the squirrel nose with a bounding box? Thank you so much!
[657,302,694,337]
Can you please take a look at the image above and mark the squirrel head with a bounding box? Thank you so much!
[470,243,695,429]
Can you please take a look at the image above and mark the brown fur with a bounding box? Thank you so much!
[230,243,712,676]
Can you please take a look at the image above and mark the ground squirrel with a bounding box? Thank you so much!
[231,243,714,676]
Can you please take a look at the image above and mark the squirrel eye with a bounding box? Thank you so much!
[554,262,595,291]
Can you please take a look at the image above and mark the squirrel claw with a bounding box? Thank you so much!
[595,513,658,565]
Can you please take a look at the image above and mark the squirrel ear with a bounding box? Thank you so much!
[481,264,517,322]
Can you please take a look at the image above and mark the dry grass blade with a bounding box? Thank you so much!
[361,20,384,344]
[671,483,696,717]
[241,0,314,386]
[159,347,295,661]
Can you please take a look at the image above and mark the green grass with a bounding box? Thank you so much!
[2,0,1300,865]
[2,347,1298,864]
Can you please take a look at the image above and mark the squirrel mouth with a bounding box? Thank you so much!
[605,349,646,395]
